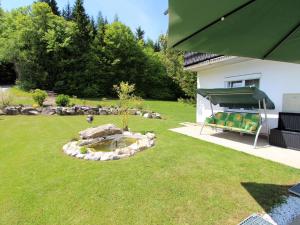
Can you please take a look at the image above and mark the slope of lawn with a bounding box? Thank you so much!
[0,100,299,225]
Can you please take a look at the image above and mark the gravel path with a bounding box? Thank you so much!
[263,195,300,225]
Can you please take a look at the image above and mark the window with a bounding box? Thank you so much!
[245,79,259,88]
[227,79,260,88]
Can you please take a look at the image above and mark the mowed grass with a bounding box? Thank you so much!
[0,101,299,225]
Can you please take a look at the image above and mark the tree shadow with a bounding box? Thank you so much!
[241,182,292,212]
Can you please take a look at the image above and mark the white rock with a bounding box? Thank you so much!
[143,113,152,118]
[76,153,85,159]
[129,143,139,151]
[146,133,156,140]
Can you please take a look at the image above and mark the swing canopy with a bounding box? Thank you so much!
[197,87,275,109]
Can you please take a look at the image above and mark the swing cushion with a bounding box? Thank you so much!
[205,112,228,126]
[214,112,228,126]
[225,113,243,128]
[242,113,260,132]
[204,112,260,134]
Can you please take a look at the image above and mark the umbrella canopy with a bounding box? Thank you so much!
[169,0,300,64]
[197,87,275,109]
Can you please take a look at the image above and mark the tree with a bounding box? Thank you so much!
[39,0,60,15]
[72,0,92,49]
[158,35,197,99]
[62,1,72,20]
[113,14,119,22]
[0,2,76,90]
[135,26,145,42]
[113,82,141,131]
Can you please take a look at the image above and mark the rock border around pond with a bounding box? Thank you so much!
[63,124,156,161]
[0,106,162,119]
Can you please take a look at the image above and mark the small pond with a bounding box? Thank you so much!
[89,137,137,152]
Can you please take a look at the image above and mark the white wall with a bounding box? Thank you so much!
[196,58,300,133]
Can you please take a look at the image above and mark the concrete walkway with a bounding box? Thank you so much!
[170,123,300,169]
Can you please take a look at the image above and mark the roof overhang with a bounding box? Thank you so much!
[184,56,251,72]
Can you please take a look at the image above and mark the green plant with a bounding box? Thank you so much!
[55,94,70,107]
[178,97,196,106]
[130,96,144,110]
[0,90,14,107]
[32,89,48,107]
[113,82,140,131]
[80,147,88,154]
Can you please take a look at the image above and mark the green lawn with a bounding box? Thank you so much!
[0,100,299,225]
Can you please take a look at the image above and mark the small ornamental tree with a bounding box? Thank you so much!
[32,89,48,107]
[113,82,140,131]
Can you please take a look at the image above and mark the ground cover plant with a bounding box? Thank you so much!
[0,100,299,225]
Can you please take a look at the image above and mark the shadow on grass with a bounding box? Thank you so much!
[241,182,292,212]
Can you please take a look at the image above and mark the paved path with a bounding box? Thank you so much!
[170,123,300,169]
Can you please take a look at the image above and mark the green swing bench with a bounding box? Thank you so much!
[198,87,275,148]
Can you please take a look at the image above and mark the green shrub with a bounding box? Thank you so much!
[32,89,47,107]
[55,94,70,107]
[80,147,88,154]
[0,90,14,107]
[178,97,196,106]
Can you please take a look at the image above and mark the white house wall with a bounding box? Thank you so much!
[196,58,300,134]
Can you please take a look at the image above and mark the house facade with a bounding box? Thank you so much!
[185,53,300,134]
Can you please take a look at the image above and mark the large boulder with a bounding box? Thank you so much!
[21,107,39,115]
[4,106,19,115]
[79,124,122,139]
[41,107,56,115]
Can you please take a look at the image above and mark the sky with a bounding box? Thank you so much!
[1,0,168,41]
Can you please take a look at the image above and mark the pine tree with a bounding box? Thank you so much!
[39,0,60,15]
[96,11,108,45]
[153,40,161,52]
[135,26,145,42]
[62,1,72,20]
[113,14,119,22]
[72,0,92,49]
[90,16,97,37]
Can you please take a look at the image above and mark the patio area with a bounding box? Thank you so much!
[170,122,300,169]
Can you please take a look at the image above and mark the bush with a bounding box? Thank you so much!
[55,94,70,107]
[80,147,88,154]
[32,89,47,107]
[178,97,196,106]
[130,96,144,109]
[0,90,14,107]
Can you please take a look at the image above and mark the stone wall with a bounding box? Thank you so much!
[0,105,162,119]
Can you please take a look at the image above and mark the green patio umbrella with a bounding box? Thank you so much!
[168,0,300,64]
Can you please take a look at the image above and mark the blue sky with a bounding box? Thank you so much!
[1,0,168,40]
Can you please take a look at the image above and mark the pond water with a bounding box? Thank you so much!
[89,137,137,152]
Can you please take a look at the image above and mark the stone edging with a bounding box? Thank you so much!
[0,106,162,119]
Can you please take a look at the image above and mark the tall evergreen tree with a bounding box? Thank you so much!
[62,1,72,20]
[113,14,119,22]
[135,26,145,42]
[90,16,97,37]
[39,0,60,15]
[72,0,92,48]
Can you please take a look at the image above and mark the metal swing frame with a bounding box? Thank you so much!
[200,97,270,148]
